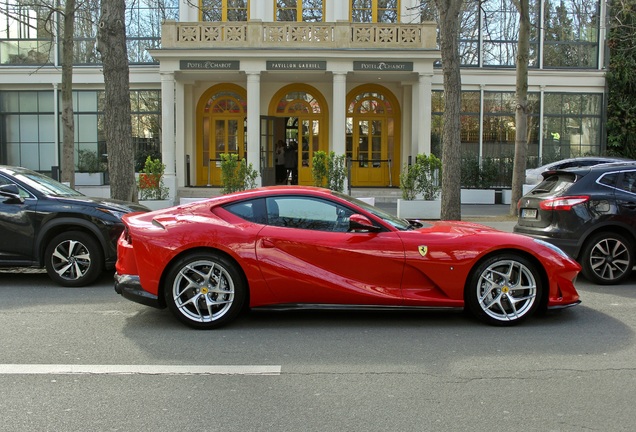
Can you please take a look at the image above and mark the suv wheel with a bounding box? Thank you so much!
[581,232,633,285]
[45,231,104,287]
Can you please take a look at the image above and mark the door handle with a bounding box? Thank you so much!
[261,238,275,248]
[620,202,636,210]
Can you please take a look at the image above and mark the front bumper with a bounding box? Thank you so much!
[114,273,162,309]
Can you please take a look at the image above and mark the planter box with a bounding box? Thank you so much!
[140,199,173,211]
[75,172,105,186]
[397,199,441,220]
[461,189,495,204]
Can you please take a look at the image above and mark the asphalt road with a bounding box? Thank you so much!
[1,266,635,432]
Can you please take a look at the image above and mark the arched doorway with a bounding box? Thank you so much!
[196,84,247,186]
[346,85,401,187]
[268,84,328,185]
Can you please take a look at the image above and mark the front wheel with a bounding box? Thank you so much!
[466,254,541,326]
[580,232,633,285]
[44,231,104,287]
[164,252,246,329]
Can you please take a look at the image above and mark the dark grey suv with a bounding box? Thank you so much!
[514,161,636,285]
[0,165,148,286]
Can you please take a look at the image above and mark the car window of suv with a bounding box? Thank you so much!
[617,171,636,193]
[0,174,31,199]
[598,172,618,187]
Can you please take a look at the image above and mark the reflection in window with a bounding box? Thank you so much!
[276,0,323,22]
[201,0,248,22]
[351,0,398,23]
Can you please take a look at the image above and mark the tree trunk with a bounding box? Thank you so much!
[97,0,136,202]
[510,0,530,216]
[434,0,463,221]
[60,0,75,187]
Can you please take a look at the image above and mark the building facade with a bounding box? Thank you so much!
[0,0,607,200]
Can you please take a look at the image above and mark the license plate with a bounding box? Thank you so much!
[521,209,538,219]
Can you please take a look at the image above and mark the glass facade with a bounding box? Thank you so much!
[0,90,161,172]
[0,0,179,66]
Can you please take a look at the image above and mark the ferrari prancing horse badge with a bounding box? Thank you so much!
[418,246,428,257]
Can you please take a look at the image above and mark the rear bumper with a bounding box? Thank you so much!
[114,273,162,309]
[513,228,580,259]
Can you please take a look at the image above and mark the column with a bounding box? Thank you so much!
[246,72,262,186]
[416,73,433,155]
[160,72,176,202]
[174,80,185,187]
[331,71,348,191]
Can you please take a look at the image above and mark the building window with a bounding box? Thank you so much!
[201,0,248,22]
[126,0,180,63]
[351,0,399,23]
[542,93,602,163]
[0,91,55,171]
[543,0,599,68]
[276,0,324,22]
[0,0,54,65]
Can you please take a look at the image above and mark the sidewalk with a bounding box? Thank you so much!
[376,202,517,232]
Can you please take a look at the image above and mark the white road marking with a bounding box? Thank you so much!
[0,364,281,375]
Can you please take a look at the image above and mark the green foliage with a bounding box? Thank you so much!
[606,0,636,157]
[460,156,499,189]
[77,149,105,173]
[138,156,169,200]
[220,153,258,194]
[312,151,328,187]
[399,154,442,200]
[311,151,346,193]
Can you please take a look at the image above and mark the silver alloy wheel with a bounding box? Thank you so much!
[51,239,92,281]
[475,259,537,322]
[588,237,631,282]
[170,259,235,323]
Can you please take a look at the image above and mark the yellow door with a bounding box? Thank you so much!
[204,117,243,186]
[349,118,388,186]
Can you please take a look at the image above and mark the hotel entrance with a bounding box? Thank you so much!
[346,85,400,187]
[268,84,328,186]
[196,84,247,186]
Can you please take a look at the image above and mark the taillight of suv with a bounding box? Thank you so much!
[539,196,589,211]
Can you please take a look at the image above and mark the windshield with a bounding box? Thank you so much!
[333,191,414,230]
[14,170,83,197]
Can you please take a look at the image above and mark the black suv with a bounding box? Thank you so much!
[0,165,148,286]
[514,161,636,285]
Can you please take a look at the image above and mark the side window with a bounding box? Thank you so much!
[618,171,636,193]
[0,175,30,199]
[265,196,354,232]
[224,198,267,224]
[598,172,618,187]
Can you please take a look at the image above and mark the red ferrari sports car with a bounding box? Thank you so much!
[115,186,581,329]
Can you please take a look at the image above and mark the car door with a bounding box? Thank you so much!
[0,174,38,263]
[614,169,636,231]
[255,195,405,305]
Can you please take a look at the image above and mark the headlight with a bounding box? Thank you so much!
[533,238,569,258]
[97,207,127,221]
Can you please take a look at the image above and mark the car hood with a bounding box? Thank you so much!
[52,195,149,213]
[415,220,500,234]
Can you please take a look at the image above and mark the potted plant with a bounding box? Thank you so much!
[220,153,258,194]
[397,154,442,219]
[75,149,106,186]
[312,151,347,193]
[138,156,171,210]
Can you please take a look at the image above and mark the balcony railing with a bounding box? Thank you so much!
[161,21,438,50]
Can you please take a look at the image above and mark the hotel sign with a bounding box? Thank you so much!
[180,60,240,70]
[267,61,327,71]
[353,61,413,71]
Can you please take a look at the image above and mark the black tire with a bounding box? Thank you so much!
[44,231,104,287]
[465,253,541,326]
[164,252,246,329]
[580,232,633,285]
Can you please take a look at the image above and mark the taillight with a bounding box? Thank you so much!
[539,196,589,211]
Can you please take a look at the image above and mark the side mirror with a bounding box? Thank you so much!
[0,184,24,204]
[349,214,381,232]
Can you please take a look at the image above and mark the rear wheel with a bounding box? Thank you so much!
[580,232,633,285]
[44,231,103,287]
[466,254,541,326]
[164,252,246,329]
